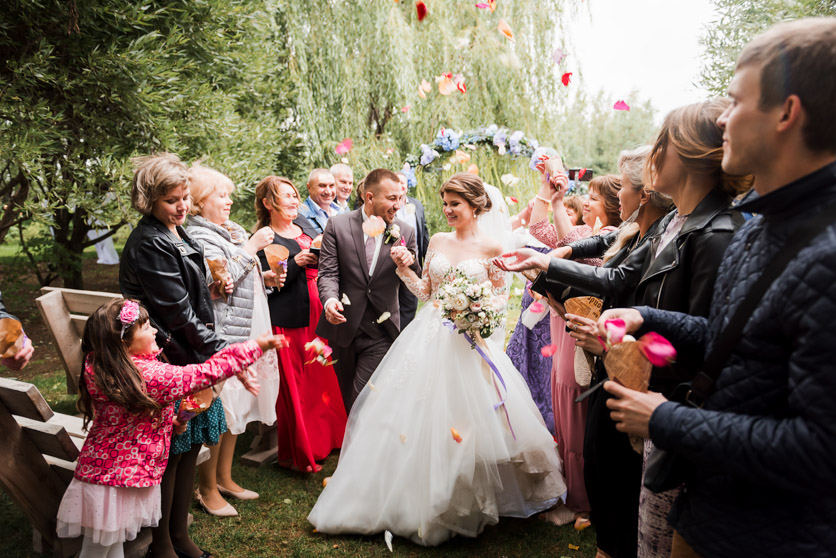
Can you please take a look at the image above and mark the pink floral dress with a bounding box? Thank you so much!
[56,341,262,545]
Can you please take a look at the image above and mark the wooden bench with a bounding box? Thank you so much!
[35,287,277,465]
[36,286,121,395]
[0,376,152,557]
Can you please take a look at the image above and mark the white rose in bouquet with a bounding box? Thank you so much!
[452,294,469,311]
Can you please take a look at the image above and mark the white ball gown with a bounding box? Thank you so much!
[308,250,567,546]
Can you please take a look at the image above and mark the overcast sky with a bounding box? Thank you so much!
[565,0,720,119]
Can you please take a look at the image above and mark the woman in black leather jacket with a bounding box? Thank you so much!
[120,153,227,558]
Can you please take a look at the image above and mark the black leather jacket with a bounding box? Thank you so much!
[637,189,743,394]
[119,215,227,365]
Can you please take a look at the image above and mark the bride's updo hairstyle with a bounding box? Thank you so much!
[439,173,492,216]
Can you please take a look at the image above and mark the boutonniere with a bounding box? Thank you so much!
[384,224,401,244]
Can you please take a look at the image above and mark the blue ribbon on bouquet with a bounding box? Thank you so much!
[442,320,516,441]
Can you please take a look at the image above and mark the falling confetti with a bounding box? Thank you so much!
[497,19,514,41]
[418,79,431,99]
[451,427,463,443]
[453,150,471,164]
[561,72,572,87]
[541,344,557,357]
[529,302,545,313]
[335,138,352,155]
[401,105,411,113]
[552,47,567,65]
[416,1,427,21]
[505,196,519,204]
[613,100,631,111]
[322,392,331,405]
[467,163,479,175]
[362,215,386,237]
[501,173,520,187]
[436,72,456,95]
[399,433,407,443]
[341,293,351,306]
[384,530,394,552]
[376,311,391,323]
[322,477,330,487]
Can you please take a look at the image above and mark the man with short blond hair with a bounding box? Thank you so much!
[299,168,339,235]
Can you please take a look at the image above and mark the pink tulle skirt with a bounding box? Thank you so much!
[56,478,161,545]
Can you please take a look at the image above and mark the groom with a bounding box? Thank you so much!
[317,168,421,412]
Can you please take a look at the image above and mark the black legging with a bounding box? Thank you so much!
[150,443,202,558]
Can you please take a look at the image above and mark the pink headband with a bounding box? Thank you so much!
[120,300,140,339]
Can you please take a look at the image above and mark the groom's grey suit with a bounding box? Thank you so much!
[316,208,421,411]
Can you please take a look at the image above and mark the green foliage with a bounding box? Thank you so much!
[0,0,301,287]
[699,0,836,96]
[279,0,575,179]
[278,0,656,235]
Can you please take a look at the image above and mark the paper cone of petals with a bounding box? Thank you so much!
[564,296,603,322]
[206,258,233,303]
[264,244,290,281]
[0,318,24,358]
[603,341,652,393]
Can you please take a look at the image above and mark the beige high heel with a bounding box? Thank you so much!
[194,489,238,517]
[217,484,259,501]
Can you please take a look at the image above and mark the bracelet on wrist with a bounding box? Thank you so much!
[535,195,550,204]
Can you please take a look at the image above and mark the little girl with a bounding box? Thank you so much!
[56,298,284,558]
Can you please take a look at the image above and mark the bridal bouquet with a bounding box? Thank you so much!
[436,269,503,339]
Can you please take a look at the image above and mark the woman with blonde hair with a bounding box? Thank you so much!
[185,164,281,517]
[255,176,347,473]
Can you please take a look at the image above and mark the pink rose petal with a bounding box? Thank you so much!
[335,137,353,154]
[613,100,631,111]
[604,318,627,345]
[638,332,677,367]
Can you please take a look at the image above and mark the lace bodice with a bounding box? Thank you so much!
[397,249,507,305]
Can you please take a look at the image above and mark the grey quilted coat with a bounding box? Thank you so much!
[186,216,262,343]
[637,161,836,557]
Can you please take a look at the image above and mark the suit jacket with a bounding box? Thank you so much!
[406,196,430,266]
[316,208,421,348]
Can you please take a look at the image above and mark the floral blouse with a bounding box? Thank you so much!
[74,341,262,488]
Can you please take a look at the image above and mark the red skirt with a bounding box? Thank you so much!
[274,270,346,471]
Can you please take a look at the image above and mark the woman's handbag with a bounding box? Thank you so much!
[644,203,836,493]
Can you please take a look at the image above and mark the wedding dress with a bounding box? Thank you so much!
[307,249,567,546]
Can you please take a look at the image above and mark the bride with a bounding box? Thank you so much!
[308,173,566,546]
